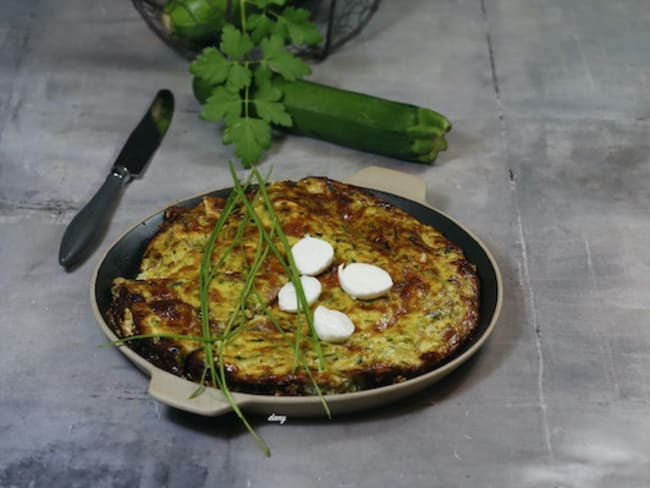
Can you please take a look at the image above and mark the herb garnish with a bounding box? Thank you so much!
[189,0,322,166]
[195,162,329,455]
[229,164,326,371]
[107,163,330,456]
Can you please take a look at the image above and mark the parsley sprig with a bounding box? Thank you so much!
[190,0,322,166]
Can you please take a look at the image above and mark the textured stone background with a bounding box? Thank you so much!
[1,1,649,487]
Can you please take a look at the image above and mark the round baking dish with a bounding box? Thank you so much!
[92,166,502,417]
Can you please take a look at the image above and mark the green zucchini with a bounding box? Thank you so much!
[193,77,451,164]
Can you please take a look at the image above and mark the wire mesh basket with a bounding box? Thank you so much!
[133,0,380,60]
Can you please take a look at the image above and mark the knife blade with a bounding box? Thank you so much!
[59,89,174,269]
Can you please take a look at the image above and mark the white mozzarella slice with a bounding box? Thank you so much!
[313,305,355,343]
[291,234,334,276]
[278,276,322,313]
[337,262,393,300]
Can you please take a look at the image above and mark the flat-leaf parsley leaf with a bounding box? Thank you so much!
[224,116,272,166]
[201,87,242,124]
[189,0,321,167]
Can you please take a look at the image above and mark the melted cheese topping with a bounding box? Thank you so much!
[108,177,479,395]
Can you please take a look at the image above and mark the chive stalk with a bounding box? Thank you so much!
[110,164,331,456]
[228,165,326,370]
[252,289,331,418]
[198,171,271,456]
[250,167,325,369]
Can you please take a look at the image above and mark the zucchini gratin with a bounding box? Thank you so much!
[107,177,479,395]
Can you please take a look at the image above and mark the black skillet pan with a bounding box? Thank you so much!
[92,166,503,417]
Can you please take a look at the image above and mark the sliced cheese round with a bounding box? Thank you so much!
[291,234,334,276]
[313,305,355,343]
[338,262,393,300]
[278,276,322,313]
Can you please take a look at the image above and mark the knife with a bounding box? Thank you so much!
[59,89,174,269]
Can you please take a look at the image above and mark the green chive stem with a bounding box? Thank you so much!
[250,167,326,369]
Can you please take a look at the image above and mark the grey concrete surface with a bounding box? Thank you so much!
[1,1,649,487]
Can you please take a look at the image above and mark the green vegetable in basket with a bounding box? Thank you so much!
[163,0,238,45]
[163,0,304,47]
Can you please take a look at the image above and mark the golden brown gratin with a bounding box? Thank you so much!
[107,177,479,395]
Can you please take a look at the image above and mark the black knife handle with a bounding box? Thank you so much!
[59,168,129,269]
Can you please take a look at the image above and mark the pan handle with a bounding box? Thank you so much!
[148,369,245,417]
[344,166,427,203]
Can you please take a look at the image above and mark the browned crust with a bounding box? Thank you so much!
[107,177,480,395]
